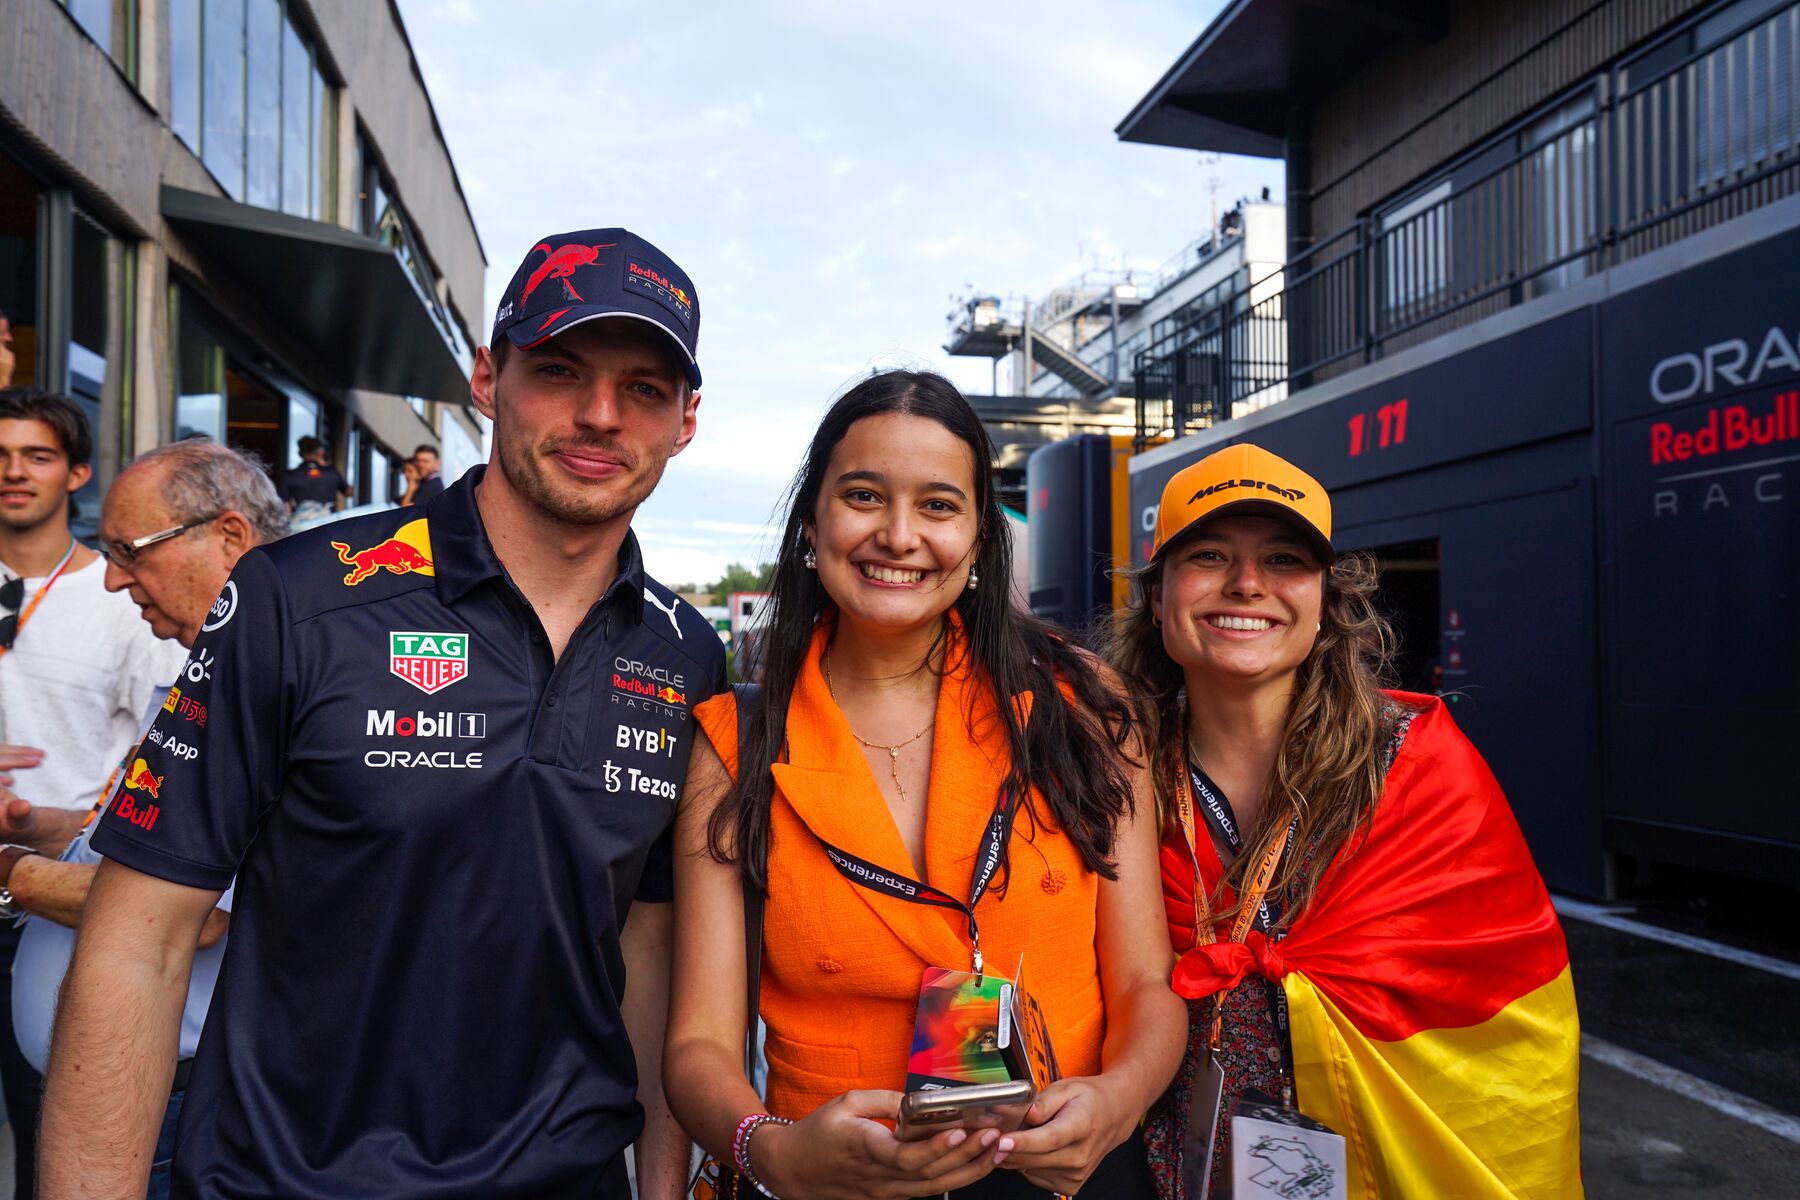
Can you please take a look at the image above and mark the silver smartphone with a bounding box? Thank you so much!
[897,1079,1035,1141]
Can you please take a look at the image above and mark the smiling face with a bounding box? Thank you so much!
[0,417,88,536]
[471,318,698,527]
[1153,513,1325,689]
[805,411,980,636]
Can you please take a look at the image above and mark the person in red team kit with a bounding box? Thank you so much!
[39,229,724,1200]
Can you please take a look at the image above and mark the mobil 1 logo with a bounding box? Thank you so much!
[366,709,487,739]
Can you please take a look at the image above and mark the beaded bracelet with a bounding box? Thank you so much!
[731,1112,793,1197]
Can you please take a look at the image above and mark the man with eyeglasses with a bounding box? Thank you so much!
[0,388,189,1197]
[5,435,287,1198]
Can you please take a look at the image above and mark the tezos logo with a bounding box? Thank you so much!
[201,581,237,633]
[389,631,469,695]
[601,759,677,800]
[147,728,199,761]
[183,648,215,685]
[366,709,486,739]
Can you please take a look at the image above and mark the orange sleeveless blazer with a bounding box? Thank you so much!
[692,621,1106,1120]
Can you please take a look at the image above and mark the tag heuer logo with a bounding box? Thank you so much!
[389,631,469,695]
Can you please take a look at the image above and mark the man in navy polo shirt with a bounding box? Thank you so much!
[40,230,724,1200]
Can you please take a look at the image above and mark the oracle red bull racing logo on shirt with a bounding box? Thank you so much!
[390,632,469,695]
[610,657,689,720]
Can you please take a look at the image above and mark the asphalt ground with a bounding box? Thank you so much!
[1570,883,1800,1199]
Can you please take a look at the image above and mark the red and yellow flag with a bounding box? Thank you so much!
[1166,695,1582,1198]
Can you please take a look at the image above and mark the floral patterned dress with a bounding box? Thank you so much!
[1144,704,1415,1200]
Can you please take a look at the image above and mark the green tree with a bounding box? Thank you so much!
[711,560,775,597]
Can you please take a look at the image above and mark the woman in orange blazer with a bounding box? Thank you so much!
[665,371,1184,1198]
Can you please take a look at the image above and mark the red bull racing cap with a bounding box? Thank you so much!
[490,228,702,387]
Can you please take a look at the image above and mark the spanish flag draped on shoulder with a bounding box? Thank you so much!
[1169,694,1583,1199]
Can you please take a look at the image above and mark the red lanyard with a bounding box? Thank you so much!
[0,539,78,664]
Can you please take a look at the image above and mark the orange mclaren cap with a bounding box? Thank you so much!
[1151,443,1335,563]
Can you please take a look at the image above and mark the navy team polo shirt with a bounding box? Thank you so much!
[91,466,725,1199]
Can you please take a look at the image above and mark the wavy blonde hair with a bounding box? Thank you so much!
[1102,550,1410,930]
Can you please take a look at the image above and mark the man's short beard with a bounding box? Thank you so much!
[493,421,669,527]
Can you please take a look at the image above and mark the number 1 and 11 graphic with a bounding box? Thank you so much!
[1347,398,1409,456]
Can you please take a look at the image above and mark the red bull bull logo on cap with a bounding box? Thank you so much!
[331,519,435,587]
[519,241,617,306]
[390,631,469,695]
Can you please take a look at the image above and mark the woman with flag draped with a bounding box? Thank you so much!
[1108,443,1583,1200]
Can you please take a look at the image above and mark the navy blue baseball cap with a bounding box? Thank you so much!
[489,228,701,387]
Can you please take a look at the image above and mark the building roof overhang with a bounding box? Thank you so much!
[161,186,471,405]
[1115,0,1446,156]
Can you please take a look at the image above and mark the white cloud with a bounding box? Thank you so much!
[398,0,1280,582]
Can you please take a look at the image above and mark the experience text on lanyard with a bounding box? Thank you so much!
[817,792,1016,979]
[1174,759,1298,1080]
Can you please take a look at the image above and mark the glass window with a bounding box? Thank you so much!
[349,129,367,233]
[202,0,246,199]
[244,0,282,209]
[60,0,136,79]
[68,215,112,400]
[169,0,201,150]
[174,288,227,442]
[346,422,362,499]
[280,21,311,216]
[66,213,120,540]
[312,60,334,221]
[438,411,480,485]
[0,154,42,390]
[1693,2,1796,183]
[285,389,319,470]
[365,439,392,506]
[177,0,333,219]
[1378,179,1453,318]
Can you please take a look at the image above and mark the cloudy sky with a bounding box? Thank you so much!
[398,0,1283,589]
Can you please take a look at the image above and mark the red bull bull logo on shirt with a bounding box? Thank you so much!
[331,519,435,587]
[116,757,164,831]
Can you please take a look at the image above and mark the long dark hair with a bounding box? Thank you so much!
[1104,548,1406,929]
[707,369,1137,890]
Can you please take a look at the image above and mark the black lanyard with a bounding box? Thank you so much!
[1186,760,1298,1091]
[817,791,1016,978]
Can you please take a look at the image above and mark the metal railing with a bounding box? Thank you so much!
[1136,0,1800,444]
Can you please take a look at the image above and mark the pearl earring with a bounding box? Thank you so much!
[803,547,817,570]
[967,567,980,591]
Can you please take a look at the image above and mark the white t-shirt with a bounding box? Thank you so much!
[0,556,187,812]
[13,688,234,1074]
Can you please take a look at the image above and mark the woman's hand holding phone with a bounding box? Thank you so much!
[988,1075,1136,1195]
[754,1089,1001,1199]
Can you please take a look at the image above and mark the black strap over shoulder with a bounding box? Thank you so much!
[731,682,764,1077]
